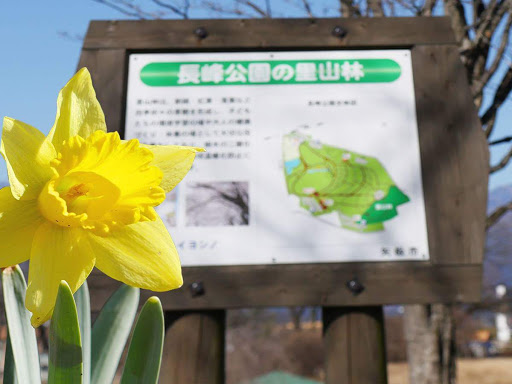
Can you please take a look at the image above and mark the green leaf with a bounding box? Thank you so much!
[120,297,165,384]
[48,280,82,384]
[74,280,91,384]
[2,265,41,383]
[4,330,18,384]
[91,284,139,384]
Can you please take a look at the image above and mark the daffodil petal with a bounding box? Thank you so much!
[47,68,107,149]
[142,144,204,193]
[26,223,95,327]
[90,217,182,291]
[1,118,57,200]
[0,187,44,267]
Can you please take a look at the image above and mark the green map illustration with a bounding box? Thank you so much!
[283,132,410,232]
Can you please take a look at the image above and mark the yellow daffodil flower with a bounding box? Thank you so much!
[0,68,203,327]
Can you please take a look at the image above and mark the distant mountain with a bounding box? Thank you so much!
[484,185,512,298]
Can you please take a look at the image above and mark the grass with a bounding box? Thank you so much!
[388,358,512,384]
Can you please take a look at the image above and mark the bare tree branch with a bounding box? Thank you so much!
[484,111,497,138]
[151,0,190,18]
[445,0,483,91]
[472,8,511,93]
[239,0,271,17]
[202,1,246,16]
[490,144,512,173]
[265,0,273,16]
[472,0,509,50]
[90,0,154,18]
[339,0,362,16]
[57,31,84,42]
[481,67,512,125]
[383,0,397,16]
[489,135,512,145]
[472,0,485,25]
[487,201,512,228]
[301,0,315,17]
[444,0,470,45]
[202,0,270,17]
[466,3,511,93]
[472,0,499,36]
[420,0,438,16]
[368,0,385,16]
[388,0,422,14]
[472,12,512,98]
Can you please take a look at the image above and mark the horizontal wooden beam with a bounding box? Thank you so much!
[87,263,481,311]
[84,17,456,50]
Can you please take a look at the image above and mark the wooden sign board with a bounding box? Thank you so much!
[80,17,488,311]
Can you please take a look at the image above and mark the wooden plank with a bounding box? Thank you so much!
[77,48,127,136]
[159,311,225,384]
[86,264,482,311]
[412,45,489,265]
[323,306,387,384]
[83,17,456,50]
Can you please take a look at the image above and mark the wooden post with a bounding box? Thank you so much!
[323,306,388,384]
[159,310,225,384]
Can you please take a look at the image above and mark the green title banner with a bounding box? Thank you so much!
[140,59,401,86]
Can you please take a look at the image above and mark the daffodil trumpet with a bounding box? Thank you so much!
[0,68,203,327]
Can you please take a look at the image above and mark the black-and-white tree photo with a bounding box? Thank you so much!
[186,181,249,226]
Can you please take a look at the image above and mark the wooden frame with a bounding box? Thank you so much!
[79,17,488,311]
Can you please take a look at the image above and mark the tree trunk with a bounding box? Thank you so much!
[404,304,456,384]
[289,307,305,330]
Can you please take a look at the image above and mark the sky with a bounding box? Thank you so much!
[0,0,511,191]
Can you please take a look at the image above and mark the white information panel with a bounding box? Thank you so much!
[125,50,429,266]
